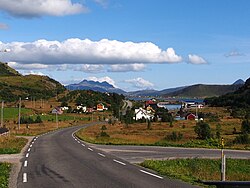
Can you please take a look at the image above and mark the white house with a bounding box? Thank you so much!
[134,108,154,121]
[76,105,87,113]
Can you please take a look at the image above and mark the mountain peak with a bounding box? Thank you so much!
[233,79,245,85]
[67,79,125,94]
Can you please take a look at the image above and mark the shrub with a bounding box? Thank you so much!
[166,131,183,141]
[101,125,107,131]
[234,133,250,144]
[99,131,110,137]
[194,121,211,140]
[35,116,42,123]
[241,119,250,134]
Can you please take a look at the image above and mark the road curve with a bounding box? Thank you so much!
[17,124,196,188]
[91,144,250,163]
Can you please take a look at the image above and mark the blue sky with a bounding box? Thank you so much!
[0,0,249,91]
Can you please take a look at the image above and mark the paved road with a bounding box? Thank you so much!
[17,124,196,188]
[91,145,250,163]
[121,100,133,115]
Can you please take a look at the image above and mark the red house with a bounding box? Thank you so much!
[186,113,196,120]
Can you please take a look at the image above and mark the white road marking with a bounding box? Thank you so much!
[113,159,126,166]
[28,148,31,152]
[23,173,27,183]
[24,160,28,167]
[30,145,32,148]
[77,141,80,144]
[26,153,29,158]
[98,153,105,157]
[81,144,85,147]
[88,147,93,151]
[140,170,163,179]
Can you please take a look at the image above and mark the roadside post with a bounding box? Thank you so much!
[221,137,226,181]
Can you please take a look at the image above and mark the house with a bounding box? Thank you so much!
[134,108,154,121]
[182,101,204,109]
[96,103,108,111]
[86,108,94,113]
[145,99,158,110]
[61,106,69,111]
[51,107,63,115]
[76,105,87,113]
[185,113,196,120]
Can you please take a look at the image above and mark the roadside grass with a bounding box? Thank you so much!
[140,158,250,186]
[0,163,11,188]
[0,136,27,154]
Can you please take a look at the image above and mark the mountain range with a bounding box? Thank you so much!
[0,62,246,99]
[67,79,245,98]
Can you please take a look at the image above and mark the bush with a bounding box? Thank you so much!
[194,121,211,140]
[101,125,107,131]
[234,133,250,144]
[165,131,183,141]
[99,131,110,137]
[241,119,250,134]
[35,116,42,123]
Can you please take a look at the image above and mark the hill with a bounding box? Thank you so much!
[126,86,186,97]
[66,80,126,94]
[205,77,250,117]
[163,84,242,98]
[0,62,21,76]
[0,62,65,102]
[233,79,245,85]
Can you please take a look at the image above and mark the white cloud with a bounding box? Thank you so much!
[108,63,146,72]
[75,64,104,73]
[125,77,154,89]
[0,38,183,65]
[188,54,207,65]
[22,71,45,76]
[94,0,109,8]
[0,0,87,18]
[88,76,117,87]
[0,23,8,29]
[225,50,245,57]
[8,62,49,70]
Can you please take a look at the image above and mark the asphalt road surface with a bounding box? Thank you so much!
[17,124,196,188]
[92,144,250,163]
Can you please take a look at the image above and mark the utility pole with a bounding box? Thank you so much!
[1,101,4,127]
[56,112,58,129]
[18,97,21,130]
[221,137,226,181]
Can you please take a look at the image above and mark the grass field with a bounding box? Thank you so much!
[0,136,27,154]
[2,107,33,120]
[0,163,11,188]
[140,158,250,186]
[76,107,249,149]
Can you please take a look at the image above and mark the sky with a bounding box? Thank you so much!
[0,0,250,91]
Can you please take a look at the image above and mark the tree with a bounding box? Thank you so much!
[35,115,42,123]
[194,121,211,140]
[241,119,250,134]
[147,119,151,130]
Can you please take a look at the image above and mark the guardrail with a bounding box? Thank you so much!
[0,128,9,136]
[201,181,250,188]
